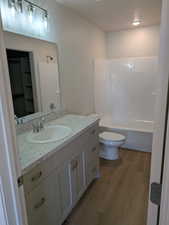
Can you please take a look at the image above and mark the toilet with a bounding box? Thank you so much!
[99,132,126,160]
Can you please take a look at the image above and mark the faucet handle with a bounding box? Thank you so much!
[50,103,56,111]
[32,123,36,133]
[32,123,39,133]
[39,117,45,129]
[41,117,45,122]
[14,115,20,125]
[39,121,44,130]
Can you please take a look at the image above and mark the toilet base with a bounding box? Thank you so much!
[100,144,120,160]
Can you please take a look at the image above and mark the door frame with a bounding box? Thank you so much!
[158,1,169,220]
[0,14,28,225]
[159,109,169,223]
[147,0,169,224]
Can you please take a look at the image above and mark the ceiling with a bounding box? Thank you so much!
[56,0,162,32]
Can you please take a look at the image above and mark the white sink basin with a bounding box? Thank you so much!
[27,125,72,144]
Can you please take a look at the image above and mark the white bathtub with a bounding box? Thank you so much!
[100,117,154,152]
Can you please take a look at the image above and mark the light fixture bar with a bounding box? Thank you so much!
[8,0,48,15]
[23,0,47,15]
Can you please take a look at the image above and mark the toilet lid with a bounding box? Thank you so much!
[99,132,126,142]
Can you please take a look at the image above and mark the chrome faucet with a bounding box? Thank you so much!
[15,115,19,125]
[39,117,45,129]
[32,123,40,133]
[32,117,45,133]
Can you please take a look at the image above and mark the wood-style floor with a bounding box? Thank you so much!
[64,149,151,225]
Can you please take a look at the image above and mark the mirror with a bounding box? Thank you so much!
[4,31,61,122]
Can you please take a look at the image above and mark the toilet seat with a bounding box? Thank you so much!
[99,132,126,143]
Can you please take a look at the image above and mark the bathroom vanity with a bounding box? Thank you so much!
[4,31,100,225]
[18,115,100,225]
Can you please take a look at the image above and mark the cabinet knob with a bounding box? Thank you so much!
[91,129,96,135]
[31,171,42,182]
[92,147,97,152]
[71,160,78,170]
[34,197,46,210]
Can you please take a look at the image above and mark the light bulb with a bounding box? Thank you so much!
[29,13,33,23]
[9,0,16,16]
[11,5,16,16]
[28,4,34,23]
[43,11,48,29]
[17,0,23,13]
[44,19,47,29]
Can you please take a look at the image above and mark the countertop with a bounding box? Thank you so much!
[18,114,99,175]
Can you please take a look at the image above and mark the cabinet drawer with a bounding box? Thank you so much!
[69,123,99,151]
[24,164,45,193]
[85,145,99,166]
[24,156,61,193]
[26,170,61,225]
[84,125,99,150]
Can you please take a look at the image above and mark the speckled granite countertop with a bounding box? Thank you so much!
[18,114,99,175]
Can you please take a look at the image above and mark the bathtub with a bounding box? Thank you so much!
[100,117,154,152]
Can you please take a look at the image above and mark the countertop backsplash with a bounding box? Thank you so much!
[16,110,66,135]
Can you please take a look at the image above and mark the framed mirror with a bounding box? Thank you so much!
[4,31,61,122]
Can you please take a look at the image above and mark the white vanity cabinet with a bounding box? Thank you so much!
[23,122,99,225]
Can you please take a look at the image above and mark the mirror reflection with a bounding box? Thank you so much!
[7,49,36,118]
[4,31,61,122]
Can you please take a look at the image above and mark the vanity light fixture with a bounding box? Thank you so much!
[8,0,48,28]
[132,19,141,26]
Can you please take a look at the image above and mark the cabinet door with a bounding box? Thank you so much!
[86,159,99,187]
[58,164,71,220]
[85,145,100,187]
[70,153,85,205]
[26,169,62,225]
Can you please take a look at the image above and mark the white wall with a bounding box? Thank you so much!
[107,26,160,58]
[56,5,106,115]
[2,0,106,115]
[4,32,58,63]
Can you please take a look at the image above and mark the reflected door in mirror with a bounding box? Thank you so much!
[6,49,35,118]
